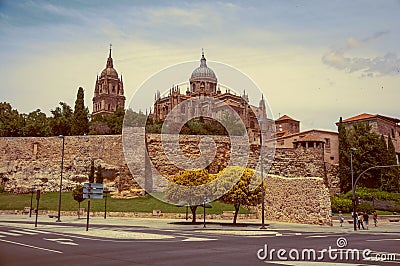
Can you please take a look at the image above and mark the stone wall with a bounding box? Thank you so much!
[0,134,339,193]
[260,175,332,225]
[0,134,336,225]
[0,135,139,196]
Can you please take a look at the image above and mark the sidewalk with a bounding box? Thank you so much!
[1,214,399,239]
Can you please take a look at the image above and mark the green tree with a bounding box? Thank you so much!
[95,165,104,184]
[106,107,125,134]
[71,87,89,135]
[220,111,246,136]
[22,109,51,137]
[337,119,397,192]
[50,102,73,136]
[88,160,95,183]
[124,108,146,127]
[338,117,351,192]
[164,169,214,223]
[72,184,85,218]
[0,102,24,137]
[215,166,265,224]
[382,136,400,192]
[348,122,383,188]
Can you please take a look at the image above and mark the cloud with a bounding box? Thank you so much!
[141,5,223,29]
[322,31,399,77]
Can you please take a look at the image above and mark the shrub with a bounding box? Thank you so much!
[358,201,374,214]
[0,185,4,193]
[331,196,352,213]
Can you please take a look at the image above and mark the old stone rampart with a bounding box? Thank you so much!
[0,133,335,225]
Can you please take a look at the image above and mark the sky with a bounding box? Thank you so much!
[0,0,399,131]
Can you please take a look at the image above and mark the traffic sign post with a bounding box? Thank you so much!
[83,183,103,231]
[34,189,40,228]
[86,193,90,231]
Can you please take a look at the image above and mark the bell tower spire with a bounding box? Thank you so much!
[106,43,113,68]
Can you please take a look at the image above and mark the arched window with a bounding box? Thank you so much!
[193,84,196,92]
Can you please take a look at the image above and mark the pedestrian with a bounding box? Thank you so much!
[358,212,364,230]
[353,211,358,228]
[363,211,369,230]
[338,211,344,227]
[373,210,378,227]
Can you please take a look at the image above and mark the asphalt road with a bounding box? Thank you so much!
[0,223,399,266]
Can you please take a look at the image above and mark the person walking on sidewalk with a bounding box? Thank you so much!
[338,211,344,227]
[358,212,365,230]
[363,212,369,230]
[373,210,378,227]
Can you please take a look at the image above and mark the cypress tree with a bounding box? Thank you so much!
[88,160,95,183]
[386,136,400,192]
[338,117,351,192]
[71,87,89,135]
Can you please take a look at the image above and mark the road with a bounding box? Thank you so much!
[0,220,399,265]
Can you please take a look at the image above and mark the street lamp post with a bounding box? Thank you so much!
[350,147,357,231]
[259,119,266,229]
[351,163,400,231]
[56,135,65,222]
[203,199,206,228]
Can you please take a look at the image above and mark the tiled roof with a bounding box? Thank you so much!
[342,113,375,123]
[276,129,338,141]
[293,134,324,143]
[341,113,400,124]
[276,115,298,122]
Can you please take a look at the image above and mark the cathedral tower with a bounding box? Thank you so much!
[92,45,125,116]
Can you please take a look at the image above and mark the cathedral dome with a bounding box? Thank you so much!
[190,51,217,81]
[100,67,118,78]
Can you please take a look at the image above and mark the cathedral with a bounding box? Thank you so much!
[152,51,273,141]
[92,45,126,116]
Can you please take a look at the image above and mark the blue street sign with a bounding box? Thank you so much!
[84,183,103,189]
[83,194,103,199]
[83,183,104,199]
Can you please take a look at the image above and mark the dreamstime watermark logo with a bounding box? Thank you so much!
[122,60,276,205]
[257,237,397,262]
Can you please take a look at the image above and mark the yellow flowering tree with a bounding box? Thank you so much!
[164,168,214,223]
[215,166,265,224]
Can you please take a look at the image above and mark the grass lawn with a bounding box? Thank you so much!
[0,192,251,215]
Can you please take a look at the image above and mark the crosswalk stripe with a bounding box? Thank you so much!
[9,229,37,235]
[17,228,51,234]
[0,231,22,236]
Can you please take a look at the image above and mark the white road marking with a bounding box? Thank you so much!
[367,238,400,242]
[18,228,52,234]
[305,235,329,238]
[0,231,22,236]
[182,237,217,241]
[0,239,62,254]
[44,238,78,246]
[9,229,37,235]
